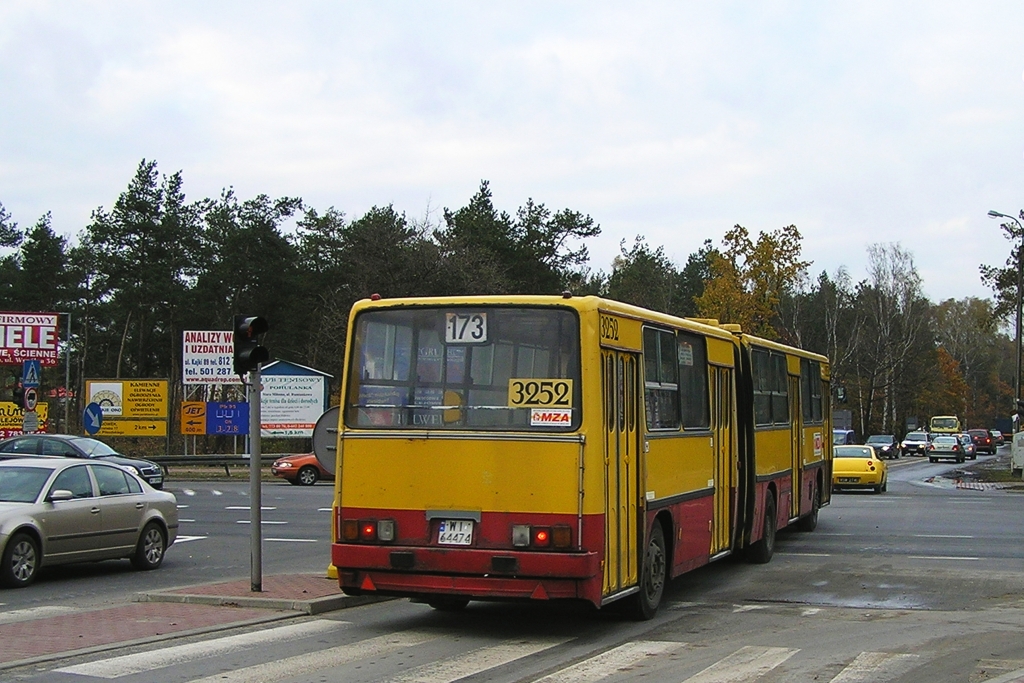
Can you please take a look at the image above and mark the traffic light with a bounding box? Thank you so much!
[233,315,270,375]
[12,383,25,409]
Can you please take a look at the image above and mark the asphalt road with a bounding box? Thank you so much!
[8,451,1024,683]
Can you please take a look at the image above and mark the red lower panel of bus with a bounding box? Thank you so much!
[333,507,604,604]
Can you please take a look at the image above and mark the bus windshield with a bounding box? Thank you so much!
[346,306,581,431]
[930,417,959,430]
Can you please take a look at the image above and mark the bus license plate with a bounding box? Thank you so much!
[438,520,473,545]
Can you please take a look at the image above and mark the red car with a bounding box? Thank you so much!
[967,429,996,455]
[271,453,333,486]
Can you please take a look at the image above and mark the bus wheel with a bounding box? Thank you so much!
[427,597,470,612]
[797,484,819,532]
[627,523,666,621]
[747,494,776,564]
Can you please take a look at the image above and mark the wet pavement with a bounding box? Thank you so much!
[0,574,378,671]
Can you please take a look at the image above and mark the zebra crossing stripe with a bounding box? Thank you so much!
[828,652,920,682]
[685,645,798,682]
[54,619,346,679]
[535,641,685,683]
[186,630,442,683]
[389,637,571,683]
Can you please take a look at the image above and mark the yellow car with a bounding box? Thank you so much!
[833,445,888,493]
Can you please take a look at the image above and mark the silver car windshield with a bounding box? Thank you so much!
[0,467,52,503]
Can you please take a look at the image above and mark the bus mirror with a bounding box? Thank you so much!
[443,390,463,424]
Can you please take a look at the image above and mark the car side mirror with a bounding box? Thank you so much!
[47,489,75,502]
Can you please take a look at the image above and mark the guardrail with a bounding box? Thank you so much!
[149,454,298,476]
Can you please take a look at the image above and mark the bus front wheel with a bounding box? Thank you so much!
[627,523,666,621]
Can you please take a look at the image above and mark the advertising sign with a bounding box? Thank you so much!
[84,379,168,438]
[261,375,326,438]
[0,401,49,438]
[183,331,240,385]
[0,312,60,366]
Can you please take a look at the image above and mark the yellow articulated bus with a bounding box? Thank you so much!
[330,295,831,619]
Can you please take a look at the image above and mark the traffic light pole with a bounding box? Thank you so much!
[249,365,263,592]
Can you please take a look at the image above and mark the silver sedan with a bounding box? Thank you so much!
[0,457,178,588]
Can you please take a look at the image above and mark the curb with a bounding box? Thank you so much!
[133,591,389,615]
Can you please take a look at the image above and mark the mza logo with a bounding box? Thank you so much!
[530,408,572,426]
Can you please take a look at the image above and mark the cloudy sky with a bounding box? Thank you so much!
[2,2,1022,302]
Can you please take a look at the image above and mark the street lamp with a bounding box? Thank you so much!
[988,209,1024,426]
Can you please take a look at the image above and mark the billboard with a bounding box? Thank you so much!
[0,312,60,366]
[84,379,169,437]
[261,374,326,438]
[182,331,240,385]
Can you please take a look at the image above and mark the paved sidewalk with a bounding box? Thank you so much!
[0,574,378,671]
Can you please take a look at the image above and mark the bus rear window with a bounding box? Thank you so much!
[346,307,581,431]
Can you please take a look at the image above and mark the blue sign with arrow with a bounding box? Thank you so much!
[83,402,104,435]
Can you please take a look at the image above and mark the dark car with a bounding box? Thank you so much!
[967,429,996,455]
[865,434,899,460]
[0,435,164,489]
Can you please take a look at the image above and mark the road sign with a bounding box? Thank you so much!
[83,402,103,435]
[311,406,339,475]
[97,419,168,437]
[21,360,41,388]
[181,401,206,435]
[85,380,169,418]
[22,411,38,433]
[208,402,248,435]
[23,387,37,411]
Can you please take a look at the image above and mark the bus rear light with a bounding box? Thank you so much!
[512,525,531,547]
[360,521,377,541]
[342,519,359,541]
[552,525,572,548]
[377,519,396,542]
[533,527,551,547]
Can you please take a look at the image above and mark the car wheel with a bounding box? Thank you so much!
[956,456,965,463]
[1,532,39,588]
[747,493,777,565]
[880,477,887,493]
[427,597,470,612]
[626,522,667,620]
[797,483,820,532]
[297,466,319,486]
[131,522,167,571]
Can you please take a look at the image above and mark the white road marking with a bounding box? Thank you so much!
[0,605,78,625]
[389,636,571,683]
[914,534,973,538]
[780,552,832,557]
[685,646,797,682]
[801,608,821,616]
[535,640,684,683]
[265,538,318,543]
[318,507,332,512]
[225,506,276,510]
[54,619,346,678]
[185,629,441,683]
[235,520,288,525]
[211,490,222,496]
[172,535,208,543]
[818,533,853,536]
[176,504,189,508]
[908,555,980,561]
[828,651,919,682]
[177,518,196,523]
[182,489,195,496]
[732,605,767,613]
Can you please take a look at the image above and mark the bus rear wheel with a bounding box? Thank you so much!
[627,523,666,621]
[747,493,776,564]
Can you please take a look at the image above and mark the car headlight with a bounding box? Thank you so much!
[275,462,293,468]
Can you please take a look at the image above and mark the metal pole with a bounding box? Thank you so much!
[1016,228,1023,422]
[249,365,262,592]
[63,312,71,433]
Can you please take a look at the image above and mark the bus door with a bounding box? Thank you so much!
[602,349,640,596]
[710,365,734,554]
[789,375,802,519]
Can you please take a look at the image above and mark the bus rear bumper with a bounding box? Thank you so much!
[332,543,602,602]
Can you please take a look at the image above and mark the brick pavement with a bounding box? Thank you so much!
[0,573,373,671]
